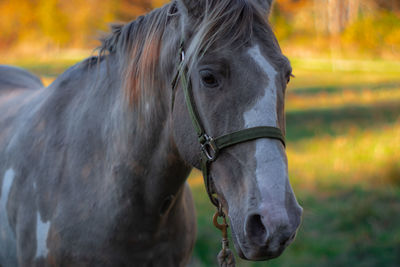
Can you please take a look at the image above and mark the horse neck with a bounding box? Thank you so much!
[40,49,190,224]
[93,53,191,218]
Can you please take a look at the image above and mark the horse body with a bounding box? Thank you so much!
[0,57,195,266]
[0,65,43,91]
[1,0,302,266]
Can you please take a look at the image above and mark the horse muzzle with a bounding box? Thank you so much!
[230,203,303,261]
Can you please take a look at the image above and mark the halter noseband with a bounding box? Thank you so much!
[172,41,286,208]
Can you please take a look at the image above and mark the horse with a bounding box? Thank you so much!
[0,0,303,266]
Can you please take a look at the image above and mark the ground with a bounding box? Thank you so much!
[4,55,400,267]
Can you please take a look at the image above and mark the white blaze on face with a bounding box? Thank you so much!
[35,212,50,258]
[244,45,288,208]
[245,45,278,128]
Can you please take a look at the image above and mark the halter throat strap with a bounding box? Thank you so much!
[173,42,286,207]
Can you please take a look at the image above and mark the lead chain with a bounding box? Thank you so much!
[213,210,236,267]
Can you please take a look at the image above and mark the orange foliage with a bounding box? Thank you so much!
[0,0,169,51]
[274,0,311,14]
[0,0,398,58]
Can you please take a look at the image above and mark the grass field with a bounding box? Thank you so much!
[4,55,400,267]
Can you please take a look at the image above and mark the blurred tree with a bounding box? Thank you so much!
[275,0,310,14]
[0,0,37,49]
[115,0,168,21]
[59,0,116,47]
[116,0,153,21]
[37,0,69,45]
[371,0,400,14]
[0,0,398,58]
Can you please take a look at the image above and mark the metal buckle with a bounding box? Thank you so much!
[201,134,219,161]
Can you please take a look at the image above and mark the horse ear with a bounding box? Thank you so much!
[255,0,274,14]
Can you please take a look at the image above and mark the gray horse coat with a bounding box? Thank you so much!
[0,0,302,266]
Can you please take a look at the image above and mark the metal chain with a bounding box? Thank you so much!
[213,207,236,267]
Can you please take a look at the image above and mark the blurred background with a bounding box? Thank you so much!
[1,0,399,266]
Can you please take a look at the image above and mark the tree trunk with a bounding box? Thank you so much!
[328,0,340,35]
[348,0,360,24]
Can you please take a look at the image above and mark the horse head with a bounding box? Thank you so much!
[170,0,303,261]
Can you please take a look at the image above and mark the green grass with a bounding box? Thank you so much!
[290,58,400,75]
[4,56,400,267]
[189,184,400,267]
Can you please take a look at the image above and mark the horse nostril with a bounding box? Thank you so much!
[245,213,269,246]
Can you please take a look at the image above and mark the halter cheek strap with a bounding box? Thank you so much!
[172,41,286,208]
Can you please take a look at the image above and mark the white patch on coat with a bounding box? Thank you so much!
[35,212,50,258]
[244,45,288,208]
[1,169,15,212]
[0,169,17,254]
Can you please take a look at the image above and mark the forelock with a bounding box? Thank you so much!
[183,0,272,72]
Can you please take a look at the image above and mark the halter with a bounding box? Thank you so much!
[172,41,286,208]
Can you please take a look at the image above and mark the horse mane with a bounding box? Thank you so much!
[98,4,172,107]
[97,0,285,109]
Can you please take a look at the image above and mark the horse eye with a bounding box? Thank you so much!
[287,73,294,85]
[200,70,219,88]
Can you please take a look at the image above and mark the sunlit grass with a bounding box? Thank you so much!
[189,120,400,191]
[287,86,400,111]
[290,58,400,74]
[288,122,400,190]
[288,58,400,93]
[2,50,89,83]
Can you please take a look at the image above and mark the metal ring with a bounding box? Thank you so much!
[201,135,219,161]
